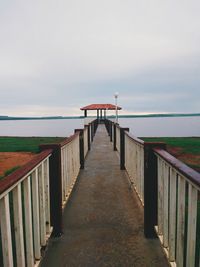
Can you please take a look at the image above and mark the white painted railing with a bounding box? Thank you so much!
[154,148,200,267]
[124,132,144,203]
[108,119,200,266]
[0,150,52,267]
[61,133,80,205]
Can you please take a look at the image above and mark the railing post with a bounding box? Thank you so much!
[95,119,98,133]
[143,142,166,238]
[91,123,94,142]
[110,121,113,142]
[39,144,63,237]
[113,124,117,151]
[120,127,129,170]
[87,124,91,151]
[75,129,84,169]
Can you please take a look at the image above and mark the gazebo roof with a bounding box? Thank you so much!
[80,104,122,110]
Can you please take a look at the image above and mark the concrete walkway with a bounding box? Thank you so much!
[40,124,168,267]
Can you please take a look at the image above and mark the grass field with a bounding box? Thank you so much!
[141,137,200,171]
[141,137,200,154]
[0,136,65,153]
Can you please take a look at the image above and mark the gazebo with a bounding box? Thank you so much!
[80,104,122,120]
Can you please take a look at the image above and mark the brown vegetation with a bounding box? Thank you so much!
[0,152,36,177]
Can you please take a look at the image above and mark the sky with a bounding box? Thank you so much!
[0,0,200,117]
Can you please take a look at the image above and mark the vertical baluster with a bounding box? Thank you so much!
[44,159,51,234]
[66,145,69,194]
[176,175,186,267]
[76,137,80,175]
[65,147,68,194]
[69,144,72,187]
[0,195,13,267]
[38,163,46,246]
[131,142,134,184]
[13,184,25,266]
[186,184,197,267]
[32,169,41,260]
[163,163,169,248]
[169,168,177,261]
[23,176,34,267]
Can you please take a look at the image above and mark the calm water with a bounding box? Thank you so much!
[0,116,199,137]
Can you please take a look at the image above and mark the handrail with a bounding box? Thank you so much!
[0,149,52,195]
[124,131,144,145]
[60,131,80,147]
[154,147,200,187]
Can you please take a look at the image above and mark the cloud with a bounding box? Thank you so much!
[0,0,200,116]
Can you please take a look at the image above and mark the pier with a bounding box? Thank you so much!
[0,119,200,267]
[40,124,168,266]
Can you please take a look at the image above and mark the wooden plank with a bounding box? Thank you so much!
[13,184,25,266]
[186,184,197,267]
[61,148,65,202]
[0,195,14,267]
[163,163,169,248]
[44,159,51,234]
[169,168,177,261]
[176,175,186,267]
[141,147,144,203]
[32,169,41,259]
[38,163,46,246]
[23,176,34,267]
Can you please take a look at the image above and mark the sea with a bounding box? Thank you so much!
[0,116,199,137]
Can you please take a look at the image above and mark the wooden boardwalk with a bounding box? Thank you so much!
[40,124,168,267]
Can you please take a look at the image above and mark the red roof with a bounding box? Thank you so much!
[80,104,122,110]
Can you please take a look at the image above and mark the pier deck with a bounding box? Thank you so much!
[40,124,168,267]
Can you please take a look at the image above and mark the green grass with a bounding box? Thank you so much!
[0,137,65,153]
[141,137,200,155]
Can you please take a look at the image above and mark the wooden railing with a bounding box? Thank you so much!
[105,118,200,267]
[154,148,200,267]
[0,150,52,267]
[0,119,98,267]
[61,132,80,205]
[124,132,144,203]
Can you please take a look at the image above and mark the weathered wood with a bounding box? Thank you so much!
[23,176,34,267]
[176,175,186,267]
[144,142,166,238]
[32,169,41,260]
[169,168,177,261]
[38,163,46,246]
[186,184,197,267]
[41,144,63,236]
[13,184,25,266]
[163,163,169,247]
[0,195,14,267]
[120,128,129,170]
[113,124,117,151]
[157,158,163,236]
[44,159,51,234]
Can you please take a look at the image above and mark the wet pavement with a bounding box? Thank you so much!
[40,124,168,267]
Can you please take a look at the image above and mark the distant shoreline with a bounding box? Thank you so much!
[0,113,200,121]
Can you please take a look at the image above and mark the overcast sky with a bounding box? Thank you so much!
[0,0,199,116]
